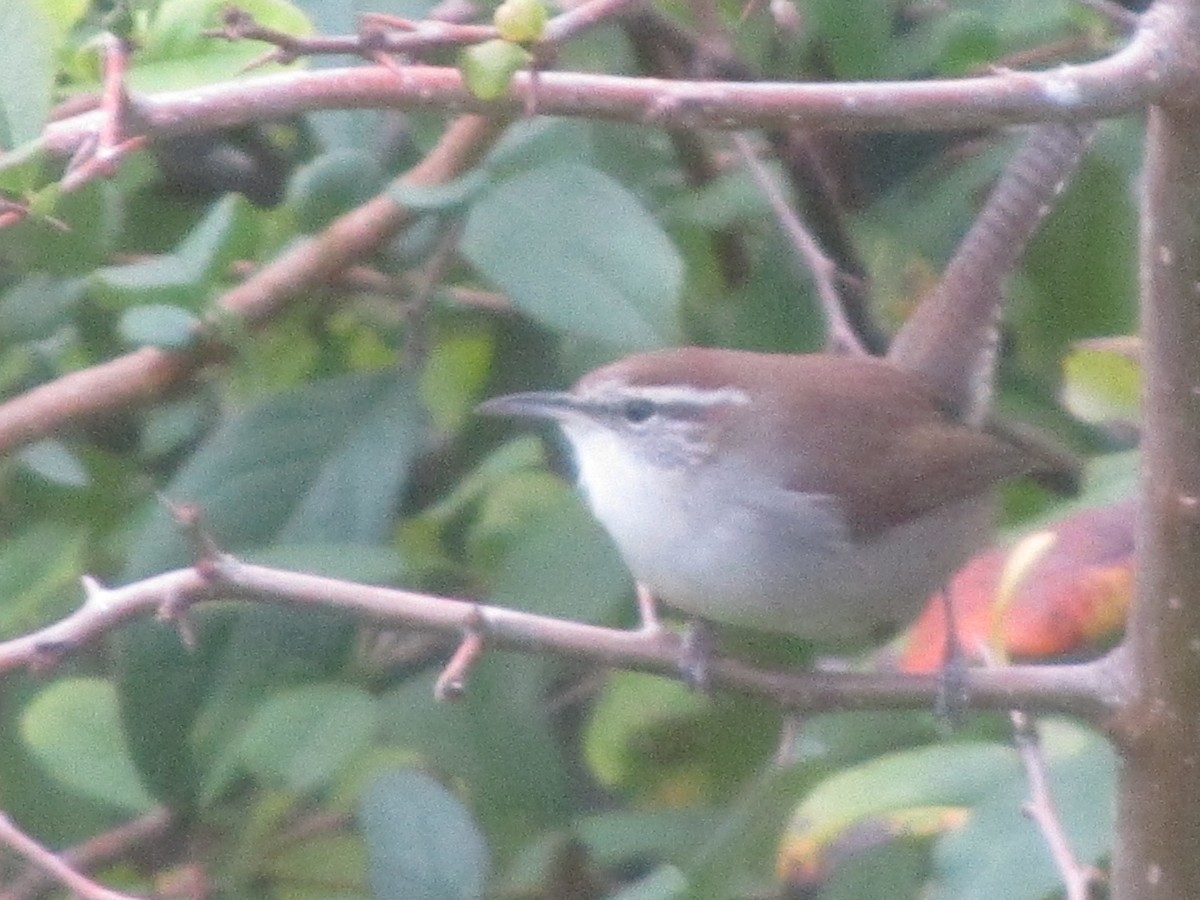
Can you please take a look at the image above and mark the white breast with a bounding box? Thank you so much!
[562,419,993,642]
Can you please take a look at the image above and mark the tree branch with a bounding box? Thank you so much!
[0,555,1126,723]
[0,809,172,900]
[1111,0,1200,893]
[0,814,145,900]
[1010,710,1102,900]
[0,114,506,455]
[28,12,1165,166]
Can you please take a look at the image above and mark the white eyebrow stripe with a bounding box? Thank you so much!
[625,385,750,408]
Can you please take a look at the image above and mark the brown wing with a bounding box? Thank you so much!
[841,421,1029,537]
[717,354,1030,539]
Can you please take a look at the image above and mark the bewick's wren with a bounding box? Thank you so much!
[480,349,1031,641]
[479,122,1093,643]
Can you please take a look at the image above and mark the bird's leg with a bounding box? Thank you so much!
[636,582,664,632]
[680,618,716,692]
[935,583,969,726]
[634,584,713,690]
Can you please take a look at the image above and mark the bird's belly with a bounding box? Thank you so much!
[569,426,994,642]
[622,493,994,643]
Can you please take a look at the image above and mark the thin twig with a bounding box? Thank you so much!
[61,35,147,193]
[209,0,644,65]
[434,623,486,700]
[0,809,172,900]
[209,7,497,63]
[732,132,866,356]
[401,219,466,363]
[542,0,646,45]
[981,625,1100,899]
[0,813,145,900]
[1009,710,1104,900]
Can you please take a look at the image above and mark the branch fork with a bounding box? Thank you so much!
[61,34,147,193]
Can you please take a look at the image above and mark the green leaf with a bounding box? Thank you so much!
[463,163,681,349]
[0,139,48,193]
[487,488,630,622]
[360,769,489,900]
[119,372,425,808]
[505,808,721,894]
[36,0,89,33]
[95,194,259,310]
[116,612,239,809]
[0,273,86,345]
[388,168,490,213]
[17,439,90,487]
[126,370,425,575]
[0,0,56,146]
[807,0,894,79]
[378,653,573,854]
[483,118,596,179]
[21,678,158,813]
[0,522,87,637]
[260,831,368,897]
[687,762,835,897]
[585,673,705,788]
[1061,341,1140,428]
[931,720,1116,900]
[287,149,384,233]
[460,39,531,101]
[1020,142,1138,377]
[245,543,407,584]
[786,742,1018,845]
[662,166,773,229]
[118,304,203,350]
[140,397,215,460]
[816,838,932,900]
[0,181,121,276]
[229,684,376,794]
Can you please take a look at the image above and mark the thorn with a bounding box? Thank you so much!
[372,51,407,77]
[160,495,223,566]
[434,610,487,701]
[80,575,110,607]
[157,590,199,649]
[240,48,287,73]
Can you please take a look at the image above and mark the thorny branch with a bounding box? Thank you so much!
[59,35,147,193]
[0,809,172,900]
[208,6,496,66]
[23,0,1179,171]
[0,114,506,456]
[208,0,645,67]
[0,814,146,900]
[0,555,1126,723]
[1011,710,1105,900]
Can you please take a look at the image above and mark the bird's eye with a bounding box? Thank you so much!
[622,398,656,423]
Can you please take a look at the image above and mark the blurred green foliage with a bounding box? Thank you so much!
[0,0,1138,897]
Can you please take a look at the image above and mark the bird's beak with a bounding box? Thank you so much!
[477,391,581,422]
